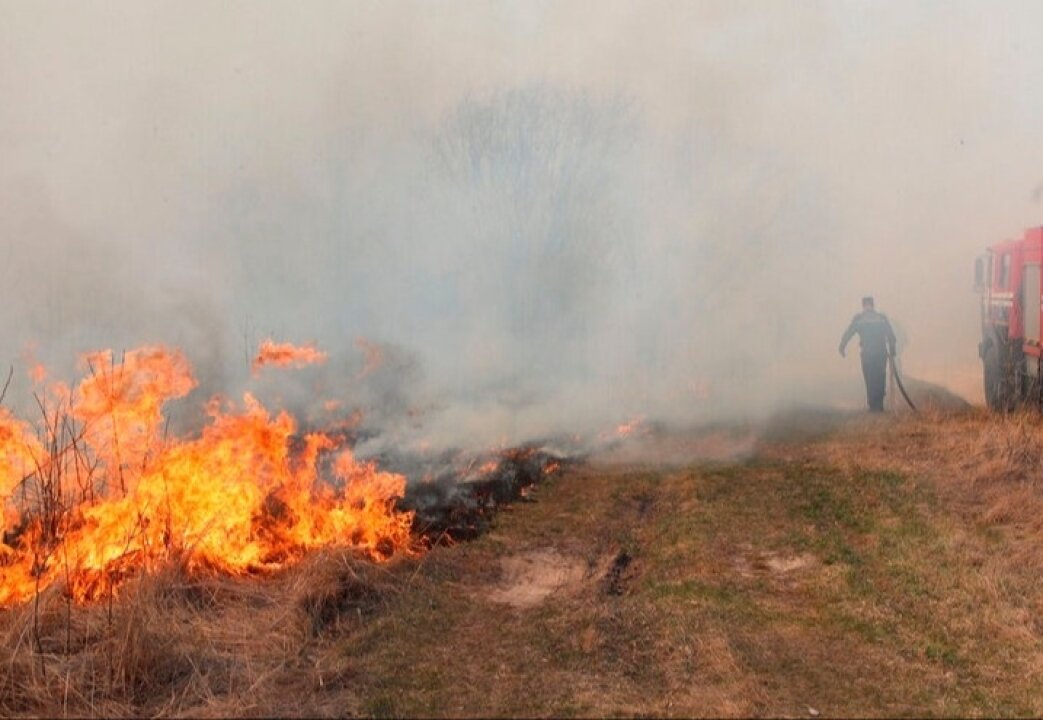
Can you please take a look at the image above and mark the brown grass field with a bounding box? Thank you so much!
[5,406,1043,717]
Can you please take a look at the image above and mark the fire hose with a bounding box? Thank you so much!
[889,355,917,412]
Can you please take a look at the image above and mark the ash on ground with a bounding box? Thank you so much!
[385,445,570,541]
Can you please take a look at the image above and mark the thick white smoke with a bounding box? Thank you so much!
[3,1,1043,450]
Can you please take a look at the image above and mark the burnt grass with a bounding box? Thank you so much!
[396,445,568,541]
[6,409,1043,717]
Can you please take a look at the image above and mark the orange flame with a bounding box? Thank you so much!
[616,416,646,436]
[75,347,197,492]
[21,343,46,385]
[475,460,500,476]
[0,409,44,542]
[0,345,414,608]
[252,339,328,375]
[28,363,46,385]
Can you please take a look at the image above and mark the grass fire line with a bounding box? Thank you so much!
[0,343,417,608]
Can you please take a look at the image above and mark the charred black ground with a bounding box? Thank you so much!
[391,445,569,540]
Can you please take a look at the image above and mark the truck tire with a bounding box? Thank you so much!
[983,342,1012,411]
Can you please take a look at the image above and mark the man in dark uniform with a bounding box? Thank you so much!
[839,296,897,412]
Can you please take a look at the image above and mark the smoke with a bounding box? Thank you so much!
[3,1,1043,451]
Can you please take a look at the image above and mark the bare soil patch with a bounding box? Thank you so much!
[486,548,588,608]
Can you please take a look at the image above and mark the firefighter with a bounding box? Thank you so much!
[838,296,897,412]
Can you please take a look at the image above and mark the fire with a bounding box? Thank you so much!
[75,347,198,491]
[252,339,328,375]
[475,460,500,476]
[0,409,43,542]
[28,363,46,385]
[0,345,414,608]
[21,343,46,385]
[616,415,646,437]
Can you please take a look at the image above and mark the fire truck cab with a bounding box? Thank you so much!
[976,227,1043,409]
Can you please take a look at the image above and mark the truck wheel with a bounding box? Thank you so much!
[983,343,1011,411]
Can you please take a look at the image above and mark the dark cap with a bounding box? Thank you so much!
[862,296,874,306]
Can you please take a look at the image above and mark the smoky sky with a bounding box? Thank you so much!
[3,1,1043,448]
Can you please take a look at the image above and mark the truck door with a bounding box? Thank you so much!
[1024,263,1040,343]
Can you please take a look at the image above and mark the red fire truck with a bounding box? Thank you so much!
[976,227,1043,409]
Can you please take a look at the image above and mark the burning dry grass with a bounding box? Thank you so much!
[0,338,421,716]
[0,344,415,608]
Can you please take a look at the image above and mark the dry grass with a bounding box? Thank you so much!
[801,408,1043,562]
[0,550,410,717]
[6,407,1043,717]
